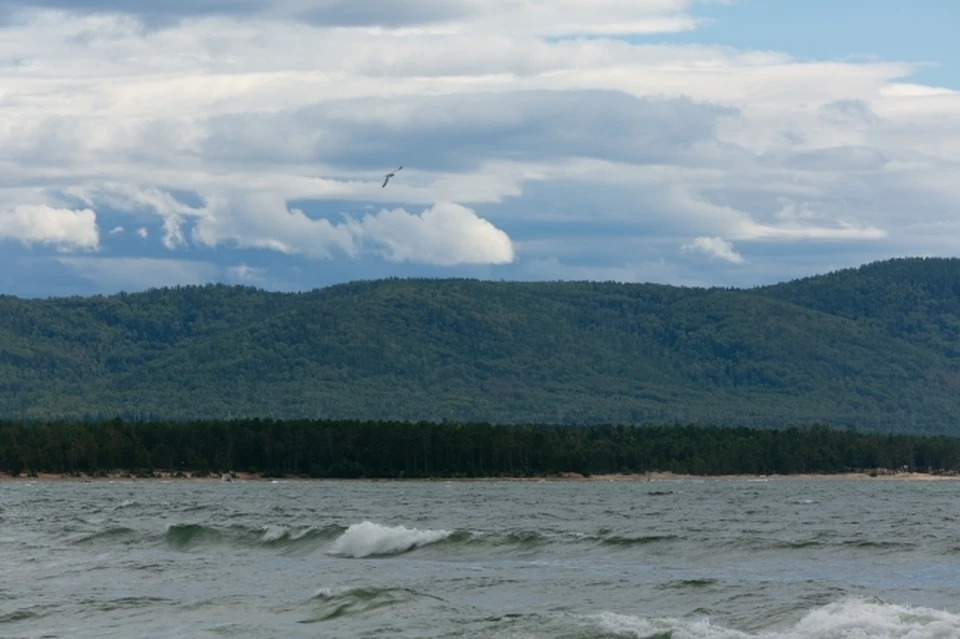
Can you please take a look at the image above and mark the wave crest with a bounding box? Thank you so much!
[301,587,422,622]
[327,521,453,558]
[587,597,960,638]
[165,523,222,549]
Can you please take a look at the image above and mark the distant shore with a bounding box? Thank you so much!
[2,470,959,482]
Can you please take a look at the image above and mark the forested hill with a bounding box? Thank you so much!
[2,257,960,434]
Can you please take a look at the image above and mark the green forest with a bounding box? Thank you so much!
[2,256,960,434]
[1,419,957,478]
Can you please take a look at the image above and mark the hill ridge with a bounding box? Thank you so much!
[1,257,958,433]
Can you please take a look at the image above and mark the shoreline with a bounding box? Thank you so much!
[2,470,958,483]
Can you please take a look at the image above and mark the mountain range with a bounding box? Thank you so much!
[2,257,959,434]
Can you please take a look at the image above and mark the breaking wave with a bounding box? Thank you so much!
[326,521,453,558]
[584,598,960,639]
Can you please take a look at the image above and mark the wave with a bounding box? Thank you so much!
[164,522,342,551]
[256,524,332,548]
[772,538,914,552]
[0,608,42,624]
[657,578,719,590]
[502,530,550,545]
[60,519,685,556]
[326,521,453,558]
[600,534,679,547]
[63,519,917,559]
[457,529,552,553]
[300,586,431,622]
[75,596,171,613]
[721,535,914,553]
[583,598,960,639]
[840,540,912,550]
[71,526,141,545]
[165,523,224,549]
[67,522,340,552]
[322,524,680,558]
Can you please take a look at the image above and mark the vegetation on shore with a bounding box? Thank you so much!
[3,257,960,433]
[1,419,958,479]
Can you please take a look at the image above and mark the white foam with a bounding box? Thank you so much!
[327,521,452,558]
[591,612,746,639]
[588,598,960,639]
[313,586,346,598]
[260,525,288,543]
[789,599,960,639]
[259,524,316,543]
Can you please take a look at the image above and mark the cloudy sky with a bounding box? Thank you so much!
[1,0,957,297]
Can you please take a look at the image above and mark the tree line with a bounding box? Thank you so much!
[1,418,958,478]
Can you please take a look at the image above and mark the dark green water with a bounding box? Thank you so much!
[1,478,959,637]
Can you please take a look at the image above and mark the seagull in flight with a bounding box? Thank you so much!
[382,165,402,188]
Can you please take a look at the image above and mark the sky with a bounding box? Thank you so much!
[0,0,957,297]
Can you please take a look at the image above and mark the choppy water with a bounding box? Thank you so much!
[1,478,959,638]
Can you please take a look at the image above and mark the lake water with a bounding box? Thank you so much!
[1,477,959,638]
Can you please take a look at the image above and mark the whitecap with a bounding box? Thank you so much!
[586,597,960,639]
[327,521,452,558]
[260,525,289,543]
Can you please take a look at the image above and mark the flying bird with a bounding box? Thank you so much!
[382,165,403,188]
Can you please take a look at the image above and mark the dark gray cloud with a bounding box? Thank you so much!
[297,0,473,27]
[0,0,262,27]
[0,0,470,28]
[2,0,260,15]
[201,90,738,171]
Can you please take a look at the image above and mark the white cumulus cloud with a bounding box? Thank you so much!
[350,201,514,265]
[682,236,744,264]
[0,204,100,252]
[189,191,357,259]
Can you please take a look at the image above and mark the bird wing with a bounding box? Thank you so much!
[382,176,390,187]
